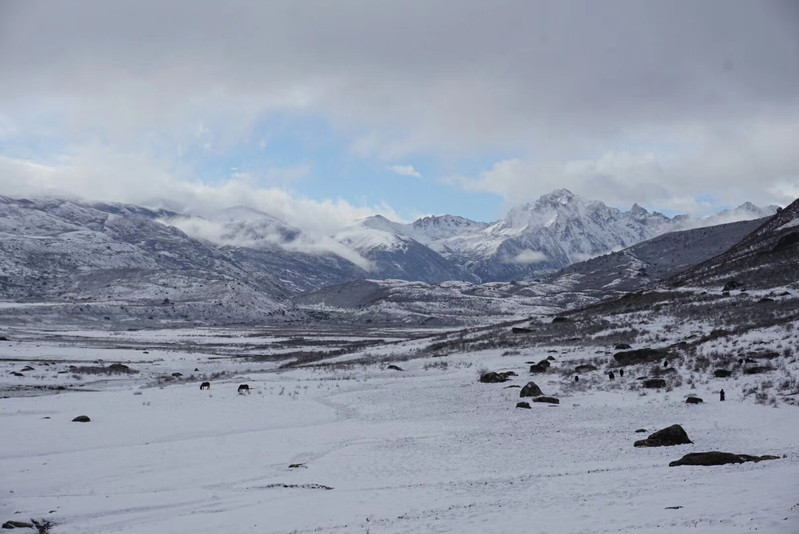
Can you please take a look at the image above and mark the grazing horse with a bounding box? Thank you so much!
[238,384,250,394]
[200,381,210,390]
[608,371,615,380]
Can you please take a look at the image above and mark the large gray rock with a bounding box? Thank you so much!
[480,371,512,383]
[634,424,692,447]
[669,451,779,467]
[614,348,666,366]
[520,381,543,397]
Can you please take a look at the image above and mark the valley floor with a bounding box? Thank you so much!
[1,329,798,533]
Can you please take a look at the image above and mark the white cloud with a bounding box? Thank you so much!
[460,118,799,215]
[0,150,399,239]
[0,1,798,215]
[506,249,549,264]
[388,164,421,178]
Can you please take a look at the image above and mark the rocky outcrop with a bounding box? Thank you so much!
[520,381,543,397]
[634,424,692,447]
[669,451,779,467]
[614,348,666,366]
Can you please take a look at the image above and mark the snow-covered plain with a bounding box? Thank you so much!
[2,329,798,533]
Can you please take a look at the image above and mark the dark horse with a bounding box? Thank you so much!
[238,384,250,394]
[200,381,210,390]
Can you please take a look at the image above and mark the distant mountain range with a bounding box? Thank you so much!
[170,188,779,283]
[0,191,784,325]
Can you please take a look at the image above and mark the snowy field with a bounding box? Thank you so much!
[2,329,798,533]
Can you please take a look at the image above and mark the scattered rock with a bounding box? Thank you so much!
[108,363,137,374]
[536,359,551,369]
[575,364,597,373]
[685,396,703,404]
[546,356,556,361]
[511,327,532,334]
[751,351,780,360]
[2,520,33,529]
[288,463,306,469]
[665,506,683,510]
[713,369,732,378]
[744,366,774,375]
[529,363,548,373]
[20,366,34,372]
[551,316,569,323]
[504,385,521,389]
[615,343,632,350]
[532,396,560,404]
[480,371,514,383]
[10,372,23,377]
[0,336,9,341]
[171,372,183,378]
[643,378,667,389]
[722,280,744,292]
[669,451,780,467]
[520,381,543,398]
[72,415,91,423]
[634,424,692,447]
[614,348,665,366]
[516,402,532,409]
[635,429,647,433]
[386,365,403,371]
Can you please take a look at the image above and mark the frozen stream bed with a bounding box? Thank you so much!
[1,329,798,533]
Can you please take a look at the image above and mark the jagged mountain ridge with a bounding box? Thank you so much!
[344,189,777,282]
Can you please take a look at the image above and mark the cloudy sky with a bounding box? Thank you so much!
[1,0,798,231]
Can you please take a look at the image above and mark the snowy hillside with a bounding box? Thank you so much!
[0,197,297,325]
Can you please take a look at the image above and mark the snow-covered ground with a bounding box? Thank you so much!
[2,331,798,533]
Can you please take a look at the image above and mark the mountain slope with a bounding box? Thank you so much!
[333,217,481,283]
[671,199,799,289]
[0,197,297,324]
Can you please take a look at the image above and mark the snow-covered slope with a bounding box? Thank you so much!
[0,197,297,324]
[334,217,481,283]
[338,189,778,283]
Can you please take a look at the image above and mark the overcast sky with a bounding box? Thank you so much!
[1,0,797,230]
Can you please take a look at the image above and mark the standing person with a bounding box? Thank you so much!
[720,389,726,402]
